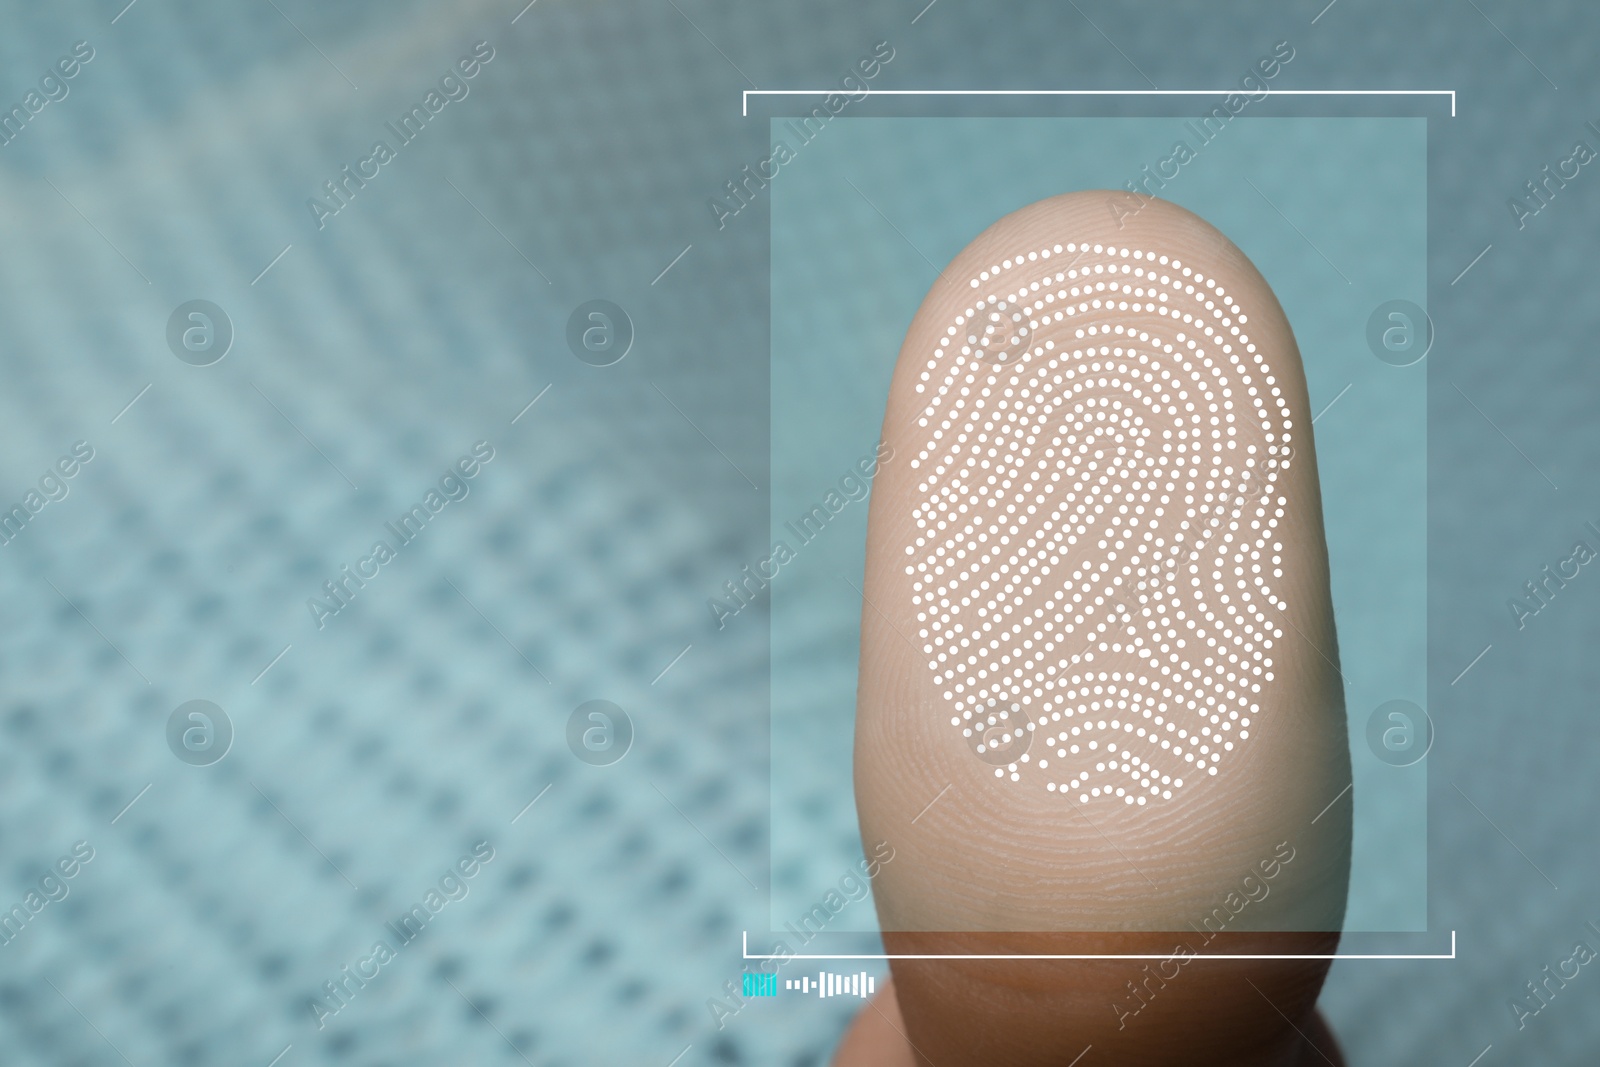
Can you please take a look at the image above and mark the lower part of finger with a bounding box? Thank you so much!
[831,933,1344,1067]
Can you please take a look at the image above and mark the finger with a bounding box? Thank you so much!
[833,979,1347,1067]
[848,191,1352,1065]
[831,980,920,1067]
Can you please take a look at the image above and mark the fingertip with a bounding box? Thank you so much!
[850,189,1351,1065]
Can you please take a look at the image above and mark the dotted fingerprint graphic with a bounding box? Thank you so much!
[905,241,1293,806]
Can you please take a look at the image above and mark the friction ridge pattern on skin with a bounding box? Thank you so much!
[904,238,1294,806]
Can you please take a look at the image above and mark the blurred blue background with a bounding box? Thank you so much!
[0,1,1593,1065]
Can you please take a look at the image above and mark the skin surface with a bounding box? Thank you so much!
[835,976,1346,1066]
[837,192,1352,1065]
